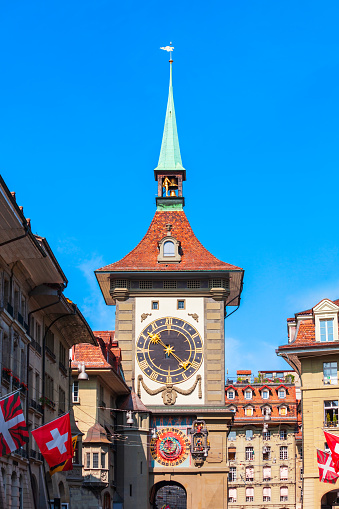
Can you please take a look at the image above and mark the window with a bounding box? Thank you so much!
[59,343,66,368]
[139,281,153,289]
[280,486,288,502]
[280,429,287,440]
[46,329,55,354]
[228,488,237,502]
[228,430,236,441]
[151,301,159,310]
[280,465,288,480]
[111,279,129,289]
[262,389,269,399]
[246,466,254,481]
[36,323,41,346]
[278,388,286,398]
[58,387,65,414]
[324,362,338,384]
[245,406,253,417]
[99,385,105,407]
[246,429,253,441]
[263,487,271,502]
[93,452,99,469]
[262,446,271,460]
[245,390,252,400]
[245,487,254,502]
[245,447,254,460]
[86,452,90,468]
[209,279,227,288]
[45,374,54,401]
[324,400,339,425]
[72,381,79,403]
[320,319,334,342]
[279,406,287,416]
[263,466,271,481]
[229,406,236,413]
[263,430,271,441]
[177,300,185,310]
[228,447,236,461]
[280,446,288,460]
[187,280,201,289]
[101,452,106,468]
[262,406,271,417]
[163,280,177,289]
[229,467,236,481]
[163,241,175,257]
[276,372,284,378]
[35,373,40,401]
[228,390,235,400]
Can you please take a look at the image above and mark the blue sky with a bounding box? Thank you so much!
[1,1,339,377]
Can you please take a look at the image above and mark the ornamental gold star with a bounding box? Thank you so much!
[148,331,161,343]
[164,345,175,356]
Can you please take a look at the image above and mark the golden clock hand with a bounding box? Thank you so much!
[148,332,191,370]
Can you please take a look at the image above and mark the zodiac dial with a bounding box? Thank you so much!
[136,317,203,384]
[150,427,190,466]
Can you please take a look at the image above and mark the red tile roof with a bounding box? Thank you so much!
[96,210,242,273]
[71,331,121,370]
[237,370,251,375]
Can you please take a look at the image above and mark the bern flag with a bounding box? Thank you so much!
[324,431,339,471]
[317,449,339,483]
[0,391,28,455]
[32,413,72,467]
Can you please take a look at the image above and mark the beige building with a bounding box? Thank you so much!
[71,331,149,509]
[0,174,96,508]
[225,369,302,508]
[277,297,339,508]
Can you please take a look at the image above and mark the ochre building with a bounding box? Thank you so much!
[278,298,339,508]
[95,55,244,509]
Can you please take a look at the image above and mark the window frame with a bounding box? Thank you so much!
[177,299,186,310]
[151,301,159,310]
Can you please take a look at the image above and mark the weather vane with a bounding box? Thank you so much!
[160,42,174,62]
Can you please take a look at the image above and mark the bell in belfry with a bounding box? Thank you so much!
[169,177,178,197]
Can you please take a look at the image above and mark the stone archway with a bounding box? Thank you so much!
[150,481,187,509]
[321,488,339,508]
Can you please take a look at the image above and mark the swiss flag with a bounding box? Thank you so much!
[317,449,339,483]
[324,431,339,471]
[32,413,72,467]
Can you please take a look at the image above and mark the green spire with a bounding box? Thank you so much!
[155,61,185,172]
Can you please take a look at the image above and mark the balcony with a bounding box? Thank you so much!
[263,497,271,502]
[29,398,43,414]
[14,447,28,459]
[45,346,56,362]
[31,340,42,355]
[280,496,288,502]
[246,497,254,502]
[17,312,24,326]
[263,477,271,482]
[246,478,254,482]
[30,449,36,459]
[12,376,21,389]
[2,368,11,385]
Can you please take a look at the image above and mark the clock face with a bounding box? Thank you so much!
[150,427,190,466]
[136,317,203,384]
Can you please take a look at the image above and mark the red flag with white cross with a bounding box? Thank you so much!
[32,413,72,467]
[0,391,28,455]
[317,449,339,483]
[324,431,339,472]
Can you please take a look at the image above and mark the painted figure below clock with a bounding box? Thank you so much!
[136,317,203,384]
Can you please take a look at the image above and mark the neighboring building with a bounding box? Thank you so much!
[95,53,244,508]
[277,298,339,508]
[225,369,302,508]
[0,175,96,508]
[71,331,148,509]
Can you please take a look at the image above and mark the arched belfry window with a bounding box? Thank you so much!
[158,225,181,263]
[163,241,175,257]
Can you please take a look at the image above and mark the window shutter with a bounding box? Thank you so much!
[281,486,288,496]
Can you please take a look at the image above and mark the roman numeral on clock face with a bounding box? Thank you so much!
[149,371,158,381]
[165,317,173,328]
[138,360,148,371]
[191,361,200,370]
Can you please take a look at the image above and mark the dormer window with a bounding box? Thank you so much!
[163,240,175,256]
[245,390,252,400]
[245,406,254,417]
[228,390,235,400]
[279,405,288,416]
[262,390,269,400]
[320,319,334,342]
[157,225,181,263]
[278,388,286,399]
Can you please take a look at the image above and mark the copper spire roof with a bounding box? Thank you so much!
[96,210,242,273]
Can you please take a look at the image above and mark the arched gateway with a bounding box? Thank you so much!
[150,481,187,509]
[321,488,339,507]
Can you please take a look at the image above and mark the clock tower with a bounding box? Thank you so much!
[95,52,244,509]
